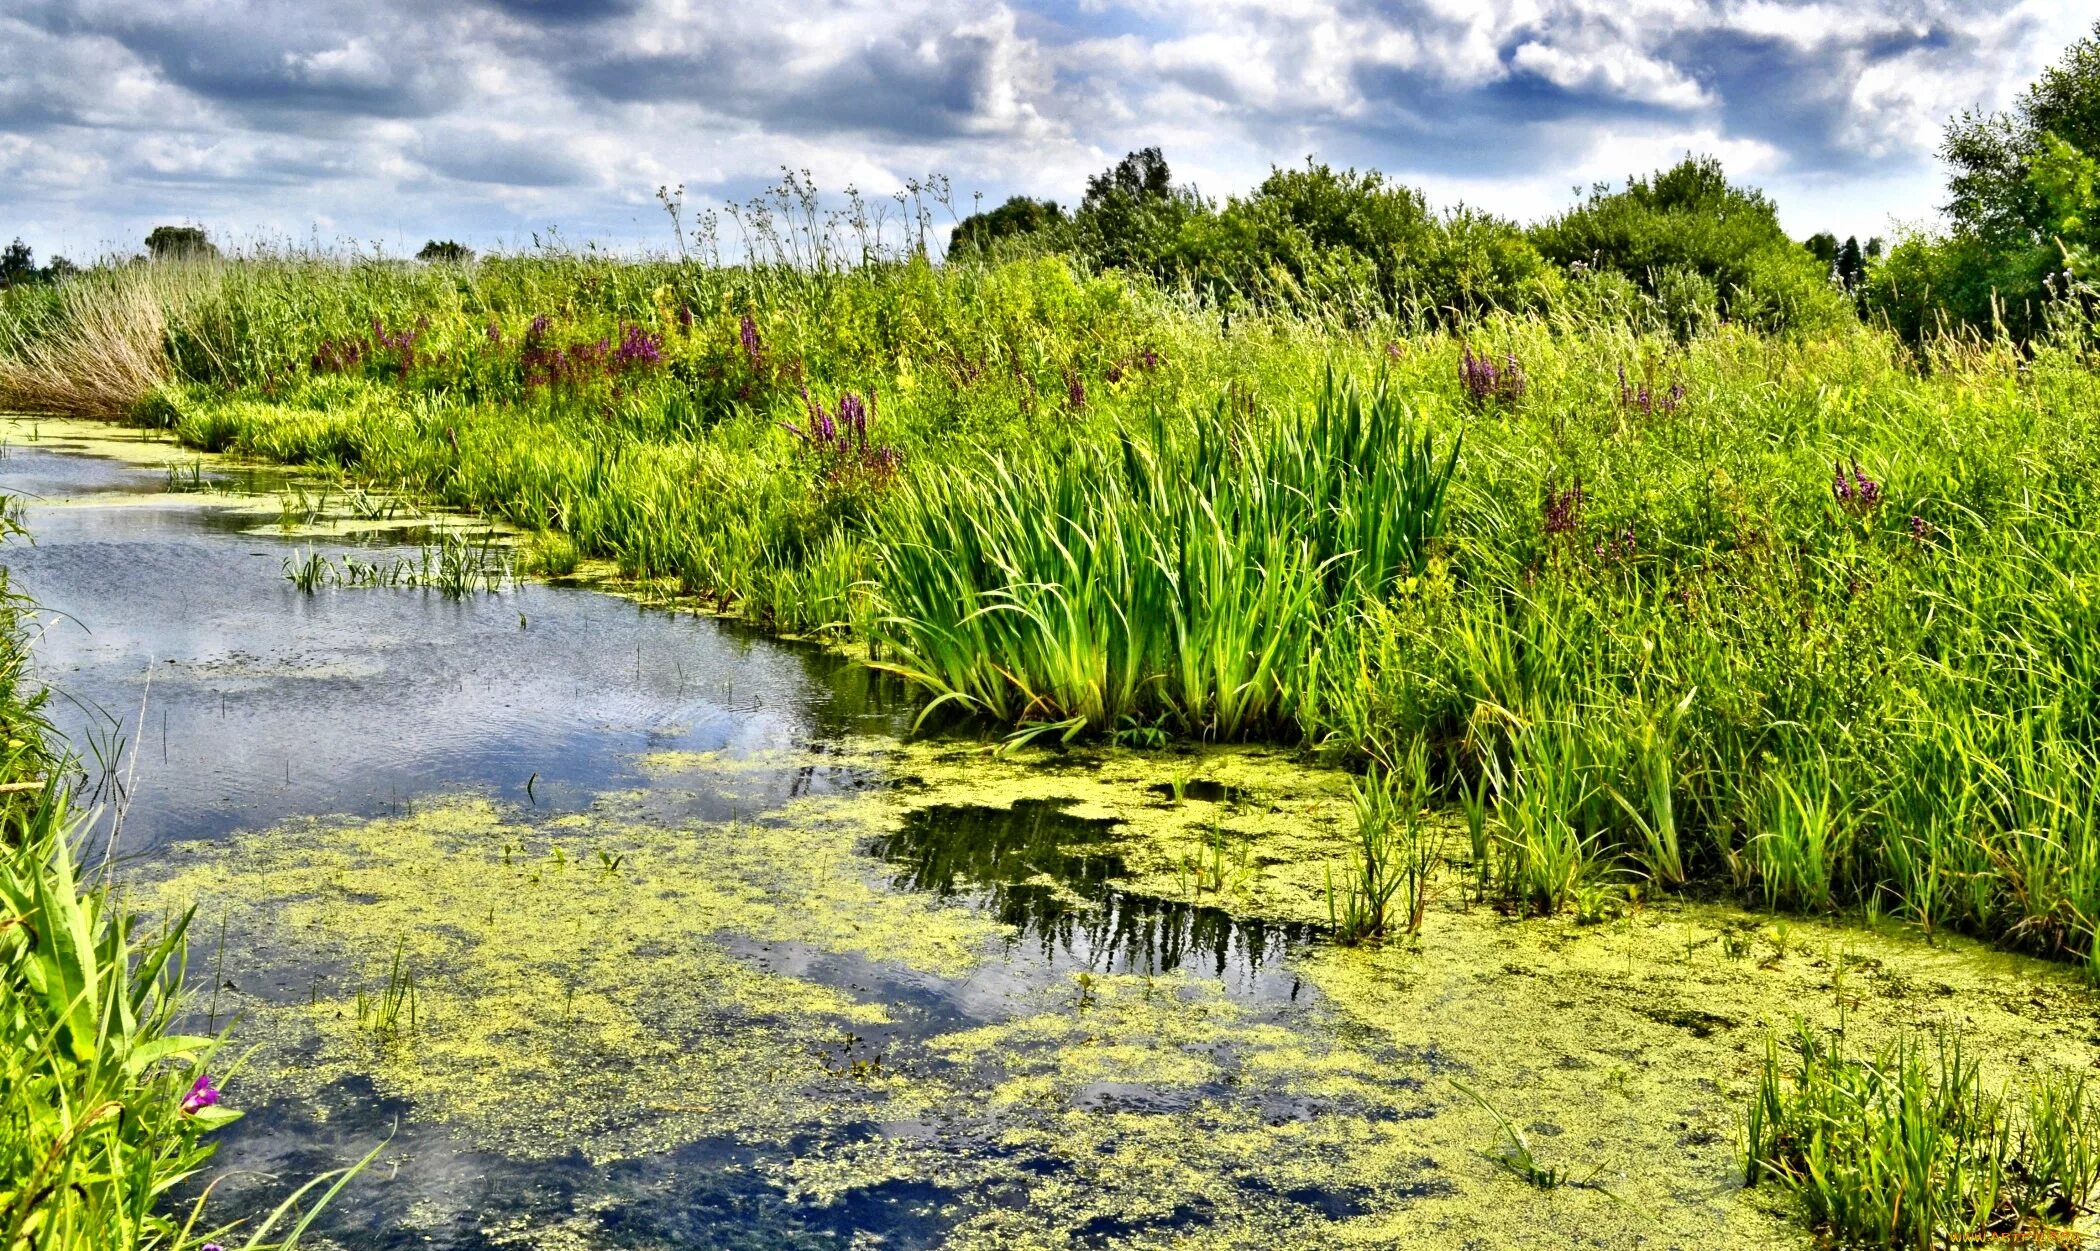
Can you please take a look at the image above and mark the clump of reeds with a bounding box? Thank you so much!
[0,264,201,418]
[1745,1019,2100,1248]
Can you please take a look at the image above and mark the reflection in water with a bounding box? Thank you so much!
[0,430,1361,1249]
[0,440,912,848]
[874,799,1313,992]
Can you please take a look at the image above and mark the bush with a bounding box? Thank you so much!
[1530,156,1850,335]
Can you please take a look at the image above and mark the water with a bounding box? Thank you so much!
[0,426,1372,1249]
[2,436,909,849]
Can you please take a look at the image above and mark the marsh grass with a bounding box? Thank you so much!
[355,939,419,1042]
[1328,743,1442,942]
[15,253,2100,970]
[0,266,195,418]
[1745,1019,2100,1248]
[281,533,514,599]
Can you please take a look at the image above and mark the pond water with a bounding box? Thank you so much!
[6,419,2096,1250]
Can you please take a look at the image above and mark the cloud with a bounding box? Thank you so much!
[0,0,2091,257]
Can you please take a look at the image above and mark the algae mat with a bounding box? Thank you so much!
[142,740,2100,1249]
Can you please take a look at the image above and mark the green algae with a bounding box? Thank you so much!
[144,794,1003,1164]
[142,734,2100,1247]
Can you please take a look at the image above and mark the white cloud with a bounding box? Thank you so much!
[0,0,2092,256]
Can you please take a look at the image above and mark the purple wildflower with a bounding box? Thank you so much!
[1617,365,1685,417]
[485,322,502,345]
[1542,479,1585,535]
[783,389,898,485]
[1066,371,1087,411]
[739,315,762,370]
[612,323,663,371]
[1140,348,1160,371]
[1460,346,1525,406]
[527,314,551,340]
[181,1074,220,1116]
[1834,459,1882,513]
[836,392,867,446]
[1909,514,1929,541]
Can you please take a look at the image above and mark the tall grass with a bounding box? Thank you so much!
[1746,1019,2100,1248]
[874,374,1459,739]
[13,253,2100,969]
[0,265,207,418]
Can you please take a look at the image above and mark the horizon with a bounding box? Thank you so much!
[3,0,2091,263]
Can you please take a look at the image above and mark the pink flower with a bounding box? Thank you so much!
[181,1074,221,1116]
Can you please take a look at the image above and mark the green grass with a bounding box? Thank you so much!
[1746,1019,2100,1248]
[11,252,2100,980]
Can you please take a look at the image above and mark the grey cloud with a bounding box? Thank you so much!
[0,0,2087,255]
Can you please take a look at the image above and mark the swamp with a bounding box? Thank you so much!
[11,18,2100,1251]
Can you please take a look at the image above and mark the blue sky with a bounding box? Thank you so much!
[1,1,2092,261]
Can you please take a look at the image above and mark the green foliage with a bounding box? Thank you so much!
[950,196,1068,258]
[1871,21,2100,341]
[414,240,474,265]
[144,227,216,262]
[871,373,1460,740]
[1201,162,1547,321]
[1746,1020,2100,1248]
[1530,156,1848,336]
[0,242,31,290]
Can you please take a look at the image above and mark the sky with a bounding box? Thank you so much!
[1,0,2094,262]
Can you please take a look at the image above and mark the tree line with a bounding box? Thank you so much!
[12,21,2100,346]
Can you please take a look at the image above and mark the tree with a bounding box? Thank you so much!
[1875,21,2100,339]
[1083,147,1173,209]
[145,225,217,261]
[1836,237,1867,292]
[1530,156,1849,335]
[1071,147,1211,274]
[949,197,1066,256]
[1805,232,1840,272]
[416,239,474,264]
[0,239,32,287]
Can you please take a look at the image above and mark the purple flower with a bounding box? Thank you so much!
[612,323,663,370]
[1066,371,1087,411]
[1460,346,1525,406]
[782,389,900,485]
[202,1244,224,1251]
[1834,458,1882,512]
[837,392,867,445]
[1542,479,1585,535]
[527,314,551,340]
[1140,348,1160,371]
[485,322,502,345]
[739,314,762,370]
[181,1074,220,1116]
[1909,513,1928,540]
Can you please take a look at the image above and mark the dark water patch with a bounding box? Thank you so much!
[1636,1004,1740,1038]
[872,799,1315,997]
[201,1081,964,1250]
